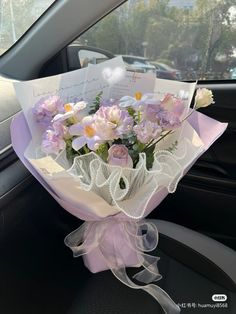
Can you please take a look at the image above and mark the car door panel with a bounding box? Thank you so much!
[154,83,236,249]
[0,77,33,236]
[195,84,236,176]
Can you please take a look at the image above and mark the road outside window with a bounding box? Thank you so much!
[0,0,55,56]
[75,0,236,81]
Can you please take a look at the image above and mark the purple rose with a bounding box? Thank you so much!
[107,145,133,168]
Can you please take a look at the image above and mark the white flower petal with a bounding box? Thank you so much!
[82,115,94,125]
[74,101,87,111]
[52,112,74,123]
[119,96,136,108]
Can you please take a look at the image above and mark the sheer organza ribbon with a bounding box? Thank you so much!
[64,218,180,313]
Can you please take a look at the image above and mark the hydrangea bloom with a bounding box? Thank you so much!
[157,110,181,130]
[52,121,68,137]
[93,115,117,141]
[143,95,184,124]
[160,94,185,117]
[134,121,162,144]
[41,128,66,155]
[94,105,133,140]
[33,96,64,125]
[143,104,161,123]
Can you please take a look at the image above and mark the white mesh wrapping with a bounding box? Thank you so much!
[65,137,201,218]
[25,121,204,219]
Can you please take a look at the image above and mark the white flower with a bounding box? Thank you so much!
[69,116,103,151]
[194,88,214,109]
[52,101,87,123]
[119,93,158,110]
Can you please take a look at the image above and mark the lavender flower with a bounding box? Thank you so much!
[143,94,184,123]
[52,121,68,137]
[134,121,162,144]
[33,96,64,125]
[160,94,185,117]
[157,110,181,130]
[143,104,161,123]
[94,105,133,140]
[41,128,66,155]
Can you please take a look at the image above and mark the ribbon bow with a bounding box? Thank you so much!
[64,218,180,314]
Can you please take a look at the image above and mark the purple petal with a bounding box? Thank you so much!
[87,136,101,151]
[69,123,83,136]
[72,137,86,151]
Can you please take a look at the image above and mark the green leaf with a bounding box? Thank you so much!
[65,138,80,162]
[96,143,109,162]
[127,107,135,118]
[89,91,103,114]
[119,178,126,189]
[144,145,156,170]
[83,145,90,154]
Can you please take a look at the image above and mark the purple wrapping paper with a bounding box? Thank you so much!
[11,111,227,272]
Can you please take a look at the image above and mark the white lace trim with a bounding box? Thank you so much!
[25,122,204,219]
[57,135,201,219]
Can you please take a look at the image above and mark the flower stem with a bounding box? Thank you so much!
[83,145,90,154]
[145,138,155,149]
[133,108,197,167]
[143,130,173,152]
[181,108,196,123]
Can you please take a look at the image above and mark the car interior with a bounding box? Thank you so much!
[0,0,236,313]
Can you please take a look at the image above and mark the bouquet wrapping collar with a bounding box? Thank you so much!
[11,110,227,222]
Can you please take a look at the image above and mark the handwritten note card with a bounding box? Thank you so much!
[14,56,196,145]
[110,71,156,99]
[14,57,126,139]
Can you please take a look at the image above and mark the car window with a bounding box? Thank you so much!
[74,0,236,81]
[0,0,55,56]
[79,49,109,67]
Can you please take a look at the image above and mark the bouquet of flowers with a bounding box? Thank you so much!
[11,57,227,313]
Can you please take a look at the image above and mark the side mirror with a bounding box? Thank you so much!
[66,45,115,71]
